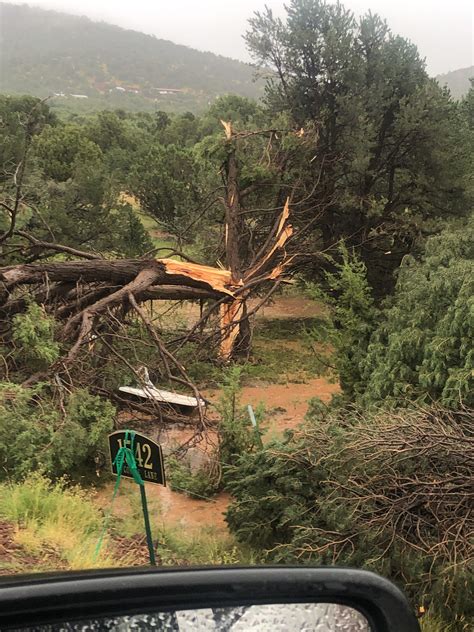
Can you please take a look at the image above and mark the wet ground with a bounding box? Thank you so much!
[96,294,338,545]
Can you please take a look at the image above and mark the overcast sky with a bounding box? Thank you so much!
[5,0,473,75]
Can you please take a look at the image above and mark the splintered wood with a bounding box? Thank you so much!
[220,298,245,360]
[244,199,293,283]
[218,199,293,361]
[160,259,239,296]
[0,122,295,375]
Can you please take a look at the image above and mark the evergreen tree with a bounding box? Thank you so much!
[361,217,474,408]
[246,0,470,292]
[309,218,473,408]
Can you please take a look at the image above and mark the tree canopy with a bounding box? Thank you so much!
[246,0,470,292]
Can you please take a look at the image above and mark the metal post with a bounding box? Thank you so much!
[248,404,264,449]
[139,484,156,566]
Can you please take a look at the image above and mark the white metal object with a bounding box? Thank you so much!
[118,385,205,409]
[248,404,257,427]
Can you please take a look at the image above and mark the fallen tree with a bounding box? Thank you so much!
[1,200,293,360]
[1,119,299,428]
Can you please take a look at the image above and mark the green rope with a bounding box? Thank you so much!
[93,430,143,561]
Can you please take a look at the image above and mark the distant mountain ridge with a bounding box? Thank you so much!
[1,3,471,113]
[0,3,264,113]
[436,66,473,100]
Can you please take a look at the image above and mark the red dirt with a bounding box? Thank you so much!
[251,294,325,320]
[205,377,338,438]
[159,293,324,329]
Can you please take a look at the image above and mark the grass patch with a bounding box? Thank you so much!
[156,524,260,566]
[0,475,130,570]
[419,611,460,631]
[243,317,324,384]
[255,317,321,341]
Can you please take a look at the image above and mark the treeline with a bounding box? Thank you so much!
[0,0,473,626]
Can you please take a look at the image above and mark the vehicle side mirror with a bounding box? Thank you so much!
[0,566,420,631]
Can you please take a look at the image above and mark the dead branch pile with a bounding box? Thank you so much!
[282,405,474,610]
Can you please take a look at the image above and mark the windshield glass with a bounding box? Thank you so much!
[12,604,369,632]
[0,1,472,631]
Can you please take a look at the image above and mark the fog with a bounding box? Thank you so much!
[3,0,473,75]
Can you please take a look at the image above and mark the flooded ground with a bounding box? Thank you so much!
[241,378,338,435]
[96,293,338,547]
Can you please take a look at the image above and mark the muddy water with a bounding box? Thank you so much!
[242,378,339,434]
[205,377,339,440]
[97,295,337,546]
[95,476,230,537]
[98,380,337,542]
[147,485,230,534]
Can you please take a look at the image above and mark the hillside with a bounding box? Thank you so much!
[436,66,473,99]
[0,3,264,113]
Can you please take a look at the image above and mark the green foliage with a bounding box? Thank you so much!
[225,405,473,628]
[215,366,263,468]
[198,95,265,135]
[116,205,154,257]
[460,82,474,199]
[1,104,154,258]
[307,220,474,409]
[129,143,204,234]
[226,441,303,550]
[246,0,470,292]
[0,382,115,481]
[306,245,378,397]
[176,342,221,386]
[35,123,101,182]
[167,456,219,500]
[85,111,133,154]
[0,94,55,178]
[168,367,263,499]
[12,301,60,369]
[361,219,474,408]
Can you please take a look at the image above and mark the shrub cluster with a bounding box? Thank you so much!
[225,404,474,628]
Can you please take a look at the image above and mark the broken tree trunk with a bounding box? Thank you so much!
[0,258,237,297]
[217,121,294,360]
[220,120,250,358]
[1,121,295,370]
[0,257,240,360]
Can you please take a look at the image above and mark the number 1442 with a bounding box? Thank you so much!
[117,439,153,469]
